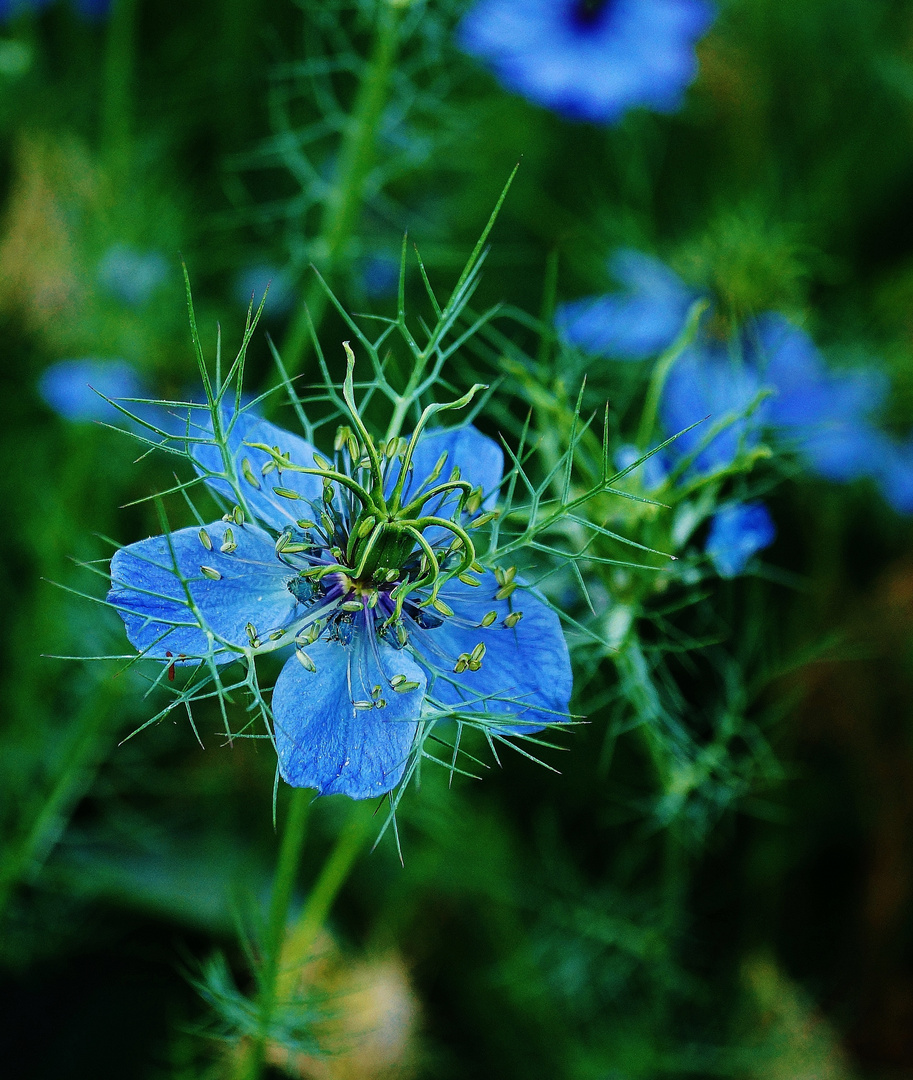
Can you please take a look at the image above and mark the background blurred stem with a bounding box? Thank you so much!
[273,0,401,393]
[235,786,312,1080]
[0,679,123,920]
[101,0,139,179]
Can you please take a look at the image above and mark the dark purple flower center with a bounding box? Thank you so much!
[571,0,615,29]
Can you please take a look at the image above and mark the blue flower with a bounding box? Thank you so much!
[98,245,168,308]
[705,502,775,578]
[107,409,572,799]
[755,314,889,483]
[0,0,110,19]
[614,443,668,490]
[458,0,715,124]
[660,336,769,475]
[557,250,699,360]
[39,358,146,423]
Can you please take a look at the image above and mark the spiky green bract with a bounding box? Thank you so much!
[468,298,785,846]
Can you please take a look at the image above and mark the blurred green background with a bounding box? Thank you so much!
[5,1,913,1077]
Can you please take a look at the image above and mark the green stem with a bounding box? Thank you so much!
[274,2,401,391]
[276,805,373,995]
[236,787,312,1080]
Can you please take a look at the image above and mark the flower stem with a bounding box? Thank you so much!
[274,1,401,389]
[235,786,312,1080]
[275,804,374,1001]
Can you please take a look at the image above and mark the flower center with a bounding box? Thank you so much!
[571,0,615,29]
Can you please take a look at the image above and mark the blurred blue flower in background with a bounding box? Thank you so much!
[98,245,169,308]
[39,358,145,423]
[614,442,669,490]
[756,314,890,483]
[562,248,913,506]
[358,252,400,300]
[557,249,699,359]
[660,336,769,474]
[108,412,572,799]
[234,264,296,318]
[458,0,715,123]
[705,502,776,578]
[0,0,110,19]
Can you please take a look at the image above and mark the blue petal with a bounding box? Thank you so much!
[557,250,698,360]
[660,338,768,474]
[108,521,299,661]
[705,503,776,579]
[273,634,426,798]
[878,437,913,514]
[409,572,571,734]
[396,425,504,512]
[192,411,326,531]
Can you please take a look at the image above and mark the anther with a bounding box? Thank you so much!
[274,487,301,500]
[504,611,523,628]
[297,623,321,646]
[295,649,317,672]
[245,622,259,647]
[495,582,516,601]
[480,611,498,627]
[220,528,237,554]
[199,565,222,580]
[198,528,212,550]
[241,458,261,489]
[392,678,420,693]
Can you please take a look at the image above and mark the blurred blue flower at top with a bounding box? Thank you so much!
[557,250,699,360]
[0,0,110,19]
[0,0,53,18]
[72,0,110,17]
[39,358,146,424]
[458,0,715,124]
[359,252,400,300]
[705,502,775,578]
[660,337,769,475]
[98,245,169,308]
[234,265,296,319]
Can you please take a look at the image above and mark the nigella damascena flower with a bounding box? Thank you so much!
[107,371,572,800]
[458,0,715,124]
[705,502,775,579]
